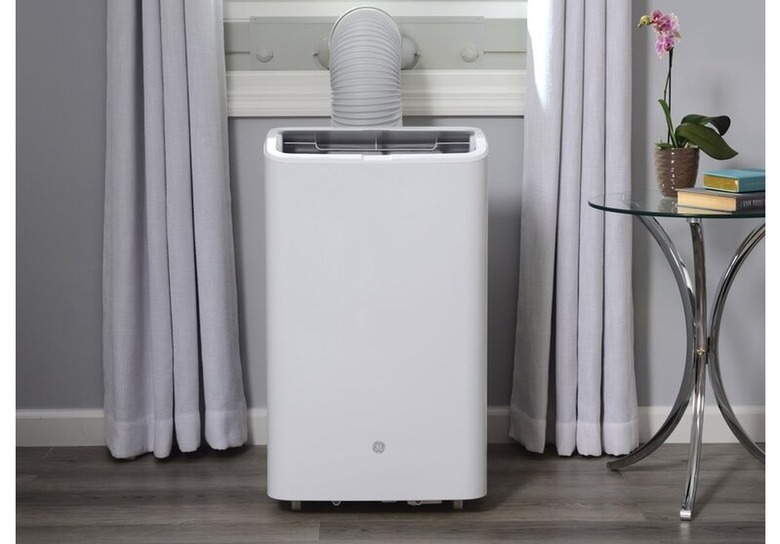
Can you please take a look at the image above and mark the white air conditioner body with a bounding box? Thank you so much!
[264,127,488,504]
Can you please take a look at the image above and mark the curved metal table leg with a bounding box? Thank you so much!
[607,216,697,471]
[680,218,708,521]
[708,223,766,464]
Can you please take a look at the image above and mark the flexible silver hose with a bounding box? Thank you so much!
[329,7,403,127]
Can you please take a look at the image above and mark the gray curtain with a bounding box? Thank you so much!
[509,0,638,456]
[103,0,247,459]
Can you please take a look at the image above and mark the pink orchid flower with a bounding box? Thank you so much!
[639,9,681,58]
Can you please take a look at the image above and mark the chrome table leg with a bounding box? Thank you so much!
[608,216,696,470]
[680,218,707,521]
[708,223,766,463]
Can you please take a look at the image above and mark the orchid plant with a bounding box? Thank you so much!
[638,10,738,160]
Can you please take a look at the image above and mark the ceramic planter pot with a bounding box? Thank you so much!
[654,147,700,198]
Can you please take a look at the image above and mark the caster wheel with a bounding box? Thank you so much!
[291,501,302,511]
[452,500,463,510]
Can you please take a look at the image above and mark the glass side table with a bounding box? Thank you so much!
[589,192,765,521]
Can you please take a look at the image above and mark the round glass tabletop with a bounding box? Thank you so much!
[588,192,765,219]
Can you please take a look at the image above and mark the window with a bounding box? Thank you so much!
[224,1,527,116]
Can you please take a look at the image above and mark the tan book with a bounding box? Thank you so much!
[676,187,765,212]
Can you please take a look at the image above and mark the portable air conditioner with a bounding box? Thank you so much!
[264,127,488,509]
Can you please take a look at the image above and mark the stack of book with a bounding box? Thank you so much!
[676,168,765,212]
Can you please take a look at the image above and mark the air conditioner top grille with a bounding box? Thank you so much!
[280,129,475,155]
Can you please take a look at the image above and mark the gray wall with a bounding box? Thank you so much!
[16,0,107,408]
[16,0,764,411]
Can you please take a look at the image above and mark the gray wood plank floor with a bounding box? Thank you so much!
[16,443,764,543]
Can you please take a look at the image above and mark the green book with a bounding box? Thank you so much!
[702,168,765,193]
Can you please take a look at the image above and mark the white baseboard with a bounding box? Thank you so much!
[16,409,107,447]
[16,405,765,448]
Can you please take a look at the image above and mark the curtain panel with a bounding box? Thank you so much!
[103,0,247,459]
[509,0,638,456]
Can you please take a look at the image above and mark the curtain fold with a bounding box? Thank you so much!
[103,0,247,459]
[509,0,638,456]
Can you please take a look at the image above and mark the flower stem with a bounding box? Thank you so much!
[664,49,674,145]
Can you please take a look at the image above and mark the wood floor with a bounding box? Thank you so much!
[16,443,764,543]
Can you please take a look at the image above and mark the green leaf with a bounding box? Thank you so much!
[709,115,732,135]
[679,114,731,135]
[675,123,739,160]
[657,99,678,147]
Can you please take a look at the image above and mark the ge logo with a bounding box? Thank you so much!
[372,441,386,454]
